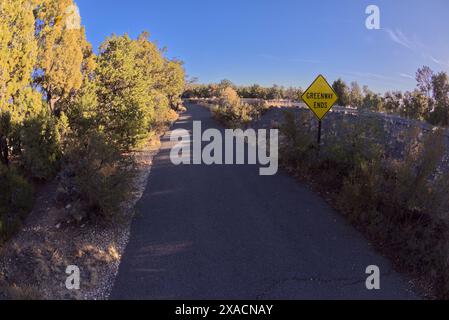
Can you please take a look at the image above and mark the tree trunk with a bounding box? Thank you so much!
[0,135,9,167]
[47,89,61,115]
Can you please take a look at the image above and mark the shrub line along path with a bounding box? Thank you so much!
[110,103,418,299]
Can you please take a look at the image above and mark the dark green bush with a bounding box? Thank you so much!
[63,130,135,221]
[319,116,385,187]
[19,112,65,180]
[279,110,316,174]
[64,84,137,222]
[0,165,34,242]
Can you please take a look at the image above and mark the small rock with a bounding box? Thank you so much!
[55,223,61,229]
[72,212,84,223]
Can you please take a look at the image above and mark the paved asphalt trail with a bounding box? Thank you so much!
[111,103,417,300]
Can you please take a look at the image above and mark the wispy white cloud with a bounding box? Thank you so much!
[430,56,449,68]
[385,28,449,70]
[399,73,414,79]
[385,28,414,50]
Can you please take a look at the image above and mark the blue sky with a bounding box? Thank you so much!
[76,0,449,93]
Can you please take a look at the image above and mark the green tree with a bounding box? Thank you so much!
[251,84,268,99]
[20,111,65,179]
[332,78,350,106]
[284,87,303,101]
[416,66,434,98]
[267,85,283,100]
[360,87,383,112]
[0,0,37,111]
[96,34,154,150]
[0,0,39,166]
[349,81,363,108]
[218,79,235,91]
[383,91,402,114]
[34,0,89,114]
[161,60,186,109]
[428,72,449,126]
[402,90,428,120]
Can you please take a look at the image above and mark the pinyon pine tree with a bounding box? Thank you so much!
[34,0,89,114]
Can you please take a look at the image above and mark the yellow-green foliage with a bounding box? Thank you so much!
[96,33,185,150]
[0,2,186,236]
[0,0,41,168]
[0,0,37,112]
[213,87,265,127]
[96,34,153,150]
[163,60,186,109]
[134,33,185,124]
[34,0,88,113]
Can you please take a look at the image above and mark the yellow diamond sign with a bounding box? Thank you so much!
[302,75,338,120]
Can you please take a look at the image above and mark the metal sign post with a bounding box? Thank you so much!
[317,120,322,146]
[301,75,339,151]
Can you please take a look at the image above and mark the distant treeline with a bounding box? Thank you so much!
[183,80,303,101]
[332,66,449,127]
[185,67,449,127]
